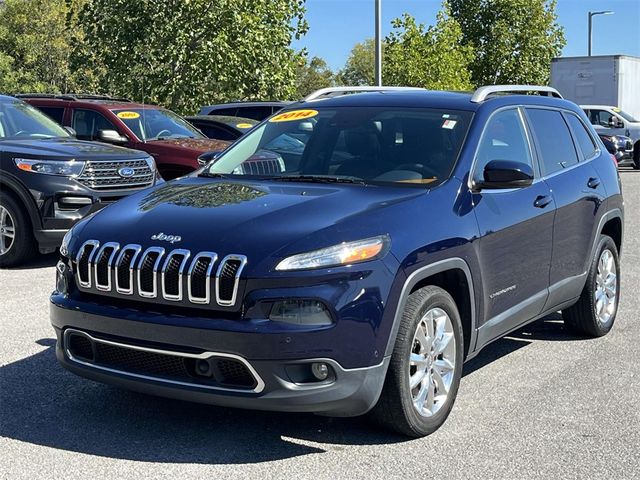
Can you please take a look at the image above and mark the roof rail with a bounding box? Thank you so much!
[303,86,425,102]
[470,85,562,103]
[13,93,131,102]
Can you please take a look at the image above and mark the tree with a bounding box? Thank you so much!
[384,10,474,91]
[449,0,566,85]
[0,0,98,93]
[79,0,308,114]
[337,39,377,86]
[295,55,334,98]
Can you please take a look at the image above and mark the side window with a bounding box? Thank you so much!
[474,108,533,182]
[591,109,616,127]
[526,108,579,175]
[565,113,597,160]
[38,106,65,125]
[72,109,117,141]
[198,124,238,141]
[209,108,238,117]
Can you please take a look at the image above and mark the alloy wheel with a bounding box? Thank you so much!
[409,307,457,417]
[0,206,16,256]
[594,248,617,325]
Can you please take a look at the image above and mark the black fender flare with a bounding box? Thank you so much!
[383,257,478,360]
[0,173,43,231]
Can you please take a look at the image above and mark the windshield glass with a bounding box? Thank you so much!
[112,108,205,141]
[0,99,69,140]
[207,107,472,186]
[615,109,639,123]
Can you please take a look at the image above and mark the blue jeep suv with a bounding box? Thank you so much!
[51,86,623,437]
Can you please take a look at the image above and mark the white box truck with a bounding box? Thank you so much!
[551,55,640,166]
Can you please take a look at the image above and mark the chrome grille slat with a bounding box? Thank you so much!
[94,242,120,291]
[216,254,248,306]
[137,247,165,298]
[187,252,218,304]
[74,240,246,307]
[161,249,191,301]
[115,244,142,295]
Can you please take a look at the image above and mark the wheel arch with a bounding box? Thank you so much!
[594,208,623,257]
[385,258,477,361]
[0,175,42,232]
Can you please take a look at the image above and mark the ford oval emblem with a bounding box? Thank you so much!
[118,167,135,178]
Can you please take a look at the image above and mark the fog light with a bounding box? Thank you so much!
[269,300,333,326]
[195,359,213,377]
[311,362,330,381]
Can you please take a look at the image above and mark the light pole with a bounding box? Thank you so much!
[588,10,614,56]
[374,0,382,86]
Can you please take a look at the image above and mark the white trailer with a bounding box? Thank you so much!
[551,55,640,119]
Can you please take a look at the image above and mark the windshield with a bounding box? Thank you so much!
[615,109,639,123]
[206,107,472,186]
[0,99,69,140]
[112,108,205,141]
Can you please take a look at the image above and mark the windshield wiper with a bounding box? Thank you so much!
[268,175,367,185]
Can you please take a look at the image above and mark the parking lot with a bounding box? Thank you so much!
[0,169,638,480]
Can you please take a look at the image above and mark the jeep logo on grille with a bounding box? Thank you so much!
[117,167,135,178]
[151,232,182,244]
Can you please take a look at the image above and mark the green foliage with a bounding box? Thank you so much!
[79,0,308,114]
[337,39,377,86]
[295,55,335,98]
[0,0,98,93]
[384,11,474,91]
[449,0,566,85]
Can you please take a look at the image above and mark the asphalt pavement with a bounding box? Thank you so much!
[1,169,639,479]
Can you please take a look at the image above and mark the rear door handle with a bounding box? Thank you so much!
[534,195,553,208]
[587,177,601,189]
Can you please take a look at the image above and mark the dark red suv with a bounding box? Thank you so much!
[19,95,230,180]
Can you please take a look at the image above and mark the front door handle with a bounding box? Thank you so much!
[534,195,552,208]
[587,177,601,189]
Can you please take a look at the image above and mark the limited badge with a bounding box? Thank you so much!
[117,111,141,119]
[269,109,318,123]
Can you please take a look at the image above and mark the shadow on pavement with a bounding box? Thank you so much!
[3,252,58,270]
[0,316,579,464]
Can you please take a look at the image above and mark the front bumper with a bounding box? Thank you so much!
[50,301,389,417]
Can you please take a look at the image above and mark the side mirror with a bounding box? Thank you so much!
[475,160,534,190]
[197,150,223,166]
[63,126,77,137]
[98,129,128,144]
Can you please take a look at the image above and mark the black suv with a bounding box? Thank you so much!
[52,86,623,437]
[0,95,160,267]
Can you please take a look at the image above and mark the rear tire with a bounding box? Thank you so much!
[633,146,640,170]
[0,194,37,268]
[562,235,620,337]
[370,286,463,437]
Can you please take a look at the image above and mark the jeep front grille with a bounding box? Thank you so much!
[77,158,154,190]
[74,240,247,307]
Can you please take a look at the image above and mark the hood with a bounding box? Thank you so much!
[147,137,230,155]
[76,177,427,275]
[0,138,145,160]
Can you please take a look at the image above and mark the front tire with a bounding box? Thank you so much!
[0,194,37,268]
[562,235,620,337]
[370,286,463,437]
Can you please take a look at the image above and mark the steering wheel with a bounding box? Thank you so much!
[155,129,172,138]
[394,163,440,179]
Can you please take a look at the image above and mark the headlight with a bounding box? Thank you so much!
[144,156,156,172]
[275,235,390,271]
[14,158,85,176]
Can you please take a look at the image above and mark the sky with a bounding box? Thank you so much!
[292,0,640,71]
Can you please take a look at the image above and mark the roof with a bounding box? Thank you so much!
[185,115,257,126]
[14,93,162,110]
[202,101,292,109]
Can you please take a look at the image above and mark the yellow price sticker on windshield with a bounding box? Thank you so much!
[236,123,253,129]
[270,109,318,123]
[612,107,621,112]
[117,111,140,119]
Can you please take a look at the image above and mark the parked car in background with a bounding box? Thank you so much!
[19,94,230,180]
[198,101,292,121]
[598,133,636,168]
[582,105,640,168]
[0,95,161,267]
[185,115,257,141]
[52,85,623,437]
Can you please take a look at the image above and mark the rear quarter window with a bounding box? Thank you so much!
[565,113,597,160]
